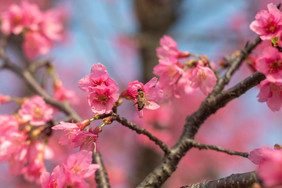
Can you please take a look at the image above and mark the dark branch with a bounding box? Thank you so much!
[113,113,171,154]
[138,36,264,187]
[211,36,262,95]
[185,139,249,158]
[180,171,260,188]
[93,152,111,188]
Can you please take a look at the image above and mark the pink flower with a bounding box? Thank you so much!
[52,122,80,147]
[122,78,162,116]
[157,35,189,59]
[72,128,99,152]
[153,57,183,97]
[256,47,282,81]
[257,80,282,112]
[249,147,282,187]
[54,80,79,104]
[64,150,99,182]
[20,1,42,31]
[19,96,54,126]
[78,63,117,93]
[189,65,217,95]
[88,86,119,114]
[40,10,63,41]
[250,3,282,40]
[1,4,24,35]
[52,121,99,151]
[41,165,66,188]
[23,31,52,60]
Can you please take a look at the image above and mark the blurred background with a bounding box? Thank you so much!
[0,0,281,187]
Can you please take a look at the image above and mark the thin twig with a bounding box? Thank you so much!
[180,171,260,188]
[185,139,249,158]
[211,37,262,96]
[113,113,171,154]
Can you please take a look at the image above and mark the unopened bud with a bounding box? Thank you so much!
[274,144,282,150]
[116,99,123,106]
[77,119,91,130]
[103,116,114,125]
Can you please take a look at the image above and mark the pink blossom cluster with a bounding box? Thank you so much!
[250,3,282,46]
[0,114,54,184]
[78,63,119,114]
[52,121,100,152]
[19,96,54,126]
[250,4,282,112]
[41,150,99,188]
[153,35,217,97]
[249,147,282,187]
[0,1,64,59]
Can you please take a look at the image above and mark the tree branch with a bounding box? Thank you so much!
[211,37,262,95]
[138,36,264,187]
[113,113,171,154]
[180,171,260,188]
[185,139,249,158]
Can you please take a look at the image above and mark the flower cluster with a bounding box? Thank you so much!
[249,146,282,187]
[52,120,100,152]
[153,35,217,97]
[0,1,64,59]
[41,150,99,188]
[250,3,282,112]
[78,63,119,115]
[19,96,54,126]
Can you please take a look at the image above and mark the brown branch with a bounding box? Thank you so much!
[0,52,111,188]
[113,113,171,154]
[180,171,260,188]
[138,37,264,187]
[211,37,262,95]
[92,152,111,188]
[185,139,249,158]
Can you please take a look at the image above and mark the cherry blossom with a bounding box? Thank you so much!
[23,31,52,60]
[189,64,217,96]
[256,47,282,82]
[121,78,162,116]
[257,79,282,112]
[19,96,54,126]
[157,35,189,59]
[64,150,99,183]
[250,3,282,40]
[88,86,119,114]
[78,63,117,93]
[41,165,66,188]
[249,147,282,187]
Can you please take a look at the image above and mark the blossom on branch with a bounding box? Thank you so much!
[79,63,119,115]
[256,47,282,82]
[121,78,162,116]
[249,147,282,187]
[41,150,99,188]
[257,79,282,112]
[18,96,54,126]
[189,64,217,96]
[250,3,282,40]
[157,35,189,60]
